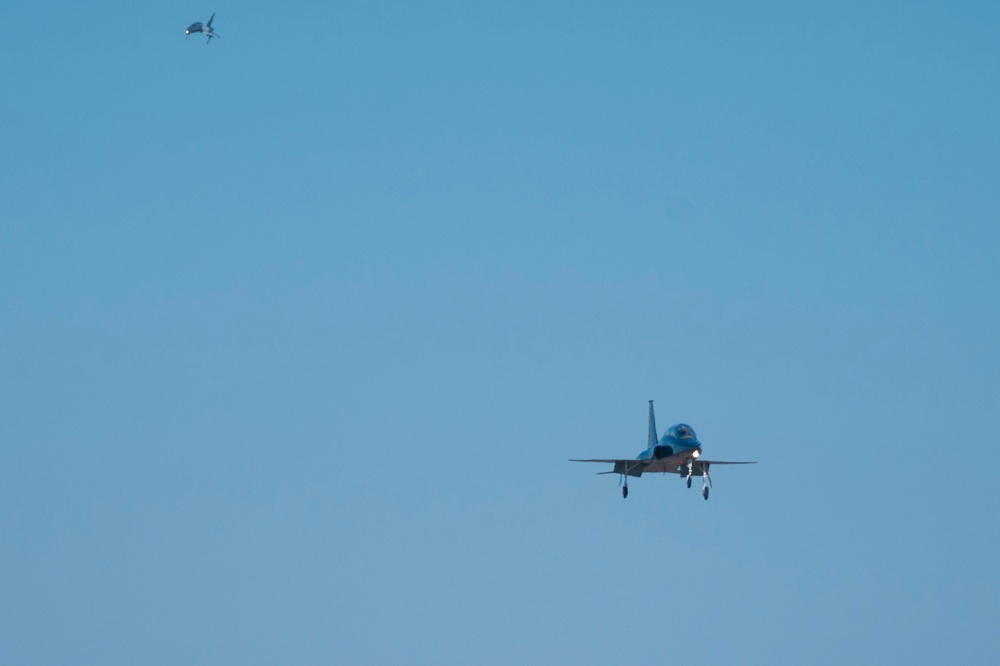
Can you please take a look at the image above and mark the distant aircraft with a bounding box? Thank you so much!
[570,400,756,499]
[185,13,219,43]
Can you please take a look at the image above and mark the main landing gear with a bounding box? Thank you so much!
[699,462,712,500]
[618,462,643,499]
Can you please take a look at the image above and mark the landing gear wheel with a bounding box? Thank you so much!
[702,486,709,500]
[622,485,629,499]
[686,477,692,488]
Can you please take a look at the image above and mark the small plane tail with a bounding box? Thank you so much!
[207,13,215,27]
[647,400,657,450]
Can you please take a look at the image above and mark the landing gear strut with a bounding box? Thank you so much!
[618,462,644,499]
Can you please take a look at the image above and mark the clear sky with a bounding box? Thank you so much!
[2,1,998,663]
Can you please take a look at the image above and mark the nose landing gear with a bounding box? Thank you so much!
[681,460,713,500]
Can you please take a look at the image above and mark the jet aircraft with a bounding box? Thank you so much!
[185,13,219,43]
[570,400,756,499]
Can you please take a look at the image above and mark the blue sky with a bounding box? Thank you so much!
[2,1,998,663]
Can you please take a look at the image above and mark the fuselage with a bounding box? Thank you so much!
[635,423,702,474]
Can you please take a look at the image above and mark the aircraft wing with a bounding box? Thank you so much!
[697,460,757,465]
[569,459,649,477]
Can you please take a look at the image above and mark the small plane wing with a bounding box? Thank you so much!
[570,458,756,478]
[569,459,649,477]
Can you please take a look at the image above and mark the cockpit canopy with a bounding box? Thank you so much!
[667,424,697,441]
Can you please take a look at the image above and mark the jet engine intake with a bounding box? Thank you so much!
[653,444,673,459]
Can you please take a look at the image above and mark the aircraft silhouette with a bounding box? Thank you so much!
[185,13,219,44]
[571,401,756,499]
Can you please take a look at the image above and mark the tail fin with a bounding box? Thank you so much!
[207,13,215,27]
[647,400,658,449]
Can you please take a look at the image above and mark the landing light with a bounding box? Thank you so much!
[692,450,700,459]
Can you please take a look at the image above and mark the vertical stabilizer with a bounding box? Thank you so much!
[647,400,657,449]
